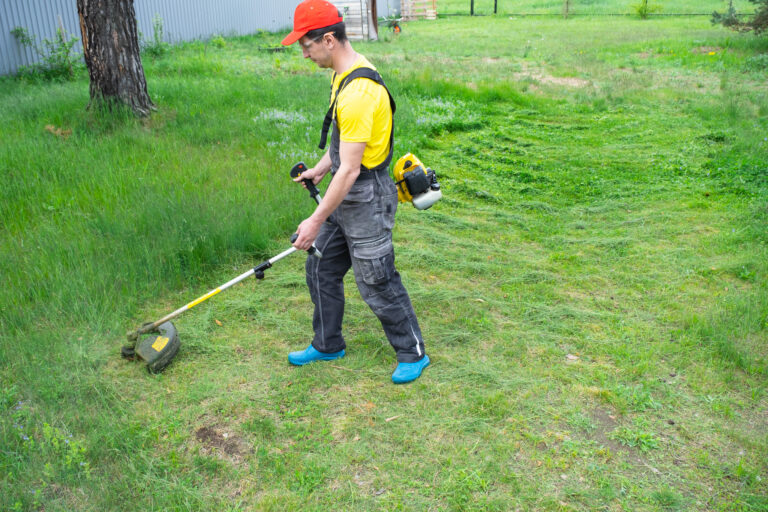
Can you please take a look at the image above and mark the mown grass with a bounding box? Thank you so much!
[1,10,767,512]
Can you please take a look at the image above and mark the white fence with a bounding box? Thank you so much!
[0,0,398,76]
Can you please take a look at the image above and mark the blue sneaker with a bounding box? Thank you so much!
[288,345,345,366]
[392,355,430,384]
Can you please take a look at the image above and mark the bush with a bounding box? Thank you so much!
[10,25,80,80]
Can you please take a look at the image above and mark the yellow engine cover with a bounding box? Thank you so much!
[393,153,427,203]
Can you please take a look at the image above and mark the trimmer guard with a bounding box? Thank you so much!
[135,322,180,374]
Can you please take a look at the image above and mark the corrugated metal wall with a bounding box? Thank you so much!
[0,0,83,76]
[132,0,300,43]
[0,0,308,75]
[1,0,396,76]
[379,0,397,17]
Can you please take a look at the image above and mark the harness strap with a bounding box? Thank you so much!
[318,67,397,165]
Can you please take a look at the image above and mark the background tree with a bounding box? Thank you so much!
[750,0,768,32]
[77,0,154,116]
[713,0,768,33]
[712,0,742,28]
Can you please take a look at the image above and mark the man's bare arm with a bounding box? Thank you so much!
[292,141,366,250]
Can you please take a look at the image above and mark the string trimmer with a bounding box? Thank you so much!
[122,164,323,373]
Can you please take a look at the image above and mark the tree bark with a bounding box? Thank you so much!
[77,0,154,116]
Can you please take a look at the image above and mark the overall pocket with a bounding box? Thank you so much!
[339,180,379,239]
[351,236,393,285]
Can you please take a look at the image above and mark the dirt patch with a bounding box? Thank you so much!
[691,46,723,54]
[195,425,249,462]
[516,71,589,87]
[544,75,589,87]
[514,63,589,88]
[587,408,627,455]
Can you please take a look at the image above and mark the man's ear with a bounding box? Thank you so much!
[323,33,336,49]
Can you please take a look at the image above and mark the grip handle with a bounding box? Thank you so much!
[290,161,321,200]
[290,233,322,259]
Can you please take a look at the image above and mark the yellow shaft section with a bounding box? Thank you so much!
[185,288,222,309]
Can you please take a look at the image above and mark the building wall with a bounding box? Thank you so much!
[0,0,396,76]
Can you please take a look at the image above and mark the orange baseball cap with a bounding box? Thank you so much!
[281,0,344,46]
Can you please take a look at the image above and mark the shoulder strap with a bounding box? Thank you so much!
[318,67,396,150]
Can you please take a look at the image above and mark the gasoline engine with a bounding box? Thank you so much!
[393,153,442,210]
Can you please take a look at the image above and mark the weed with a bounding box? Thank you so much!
[37,423,91,478]
[211,34,227,49]
[651,484,685,510]
[10,25,80,80]
[290,460,328,495]
[0,384,18,410]
[141,14,170,58]
[609,420,660,451]
[243,416,277,438]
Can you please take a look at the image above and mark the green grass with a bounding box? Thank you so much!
[2,10,767,512]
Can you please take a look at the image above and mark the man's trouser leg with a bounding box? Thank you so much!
[306,217,350,353]
[351,247,426,362]
[338,171,426,363]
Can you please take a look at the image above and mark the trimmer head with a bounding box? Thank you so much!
[123,322,180,373]
[120,178,324,375]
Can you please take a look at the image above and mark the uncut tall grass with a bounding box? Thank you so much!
[1,43,315,335]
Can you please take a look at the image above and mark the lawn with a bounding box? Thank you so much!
[1,9,767,512]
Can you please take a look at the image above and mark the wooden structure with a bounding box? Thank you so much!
[402,0,437,20]
[333,0,379,40]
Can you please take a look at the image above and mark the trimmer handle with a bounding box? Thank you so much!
[290,162,321,203]
[290,233,322,259]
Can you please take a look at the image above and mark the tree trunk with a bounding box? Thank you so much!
[77,0,154,116]
[367,1,378,41]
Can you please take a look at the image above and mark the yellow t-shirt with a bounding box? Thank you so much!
[331,56,392,169]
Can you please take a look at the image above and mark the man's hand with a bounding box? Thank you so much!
[293,215,323,250]
[291,142,365,250]
[293,165,325,187]
[293,152,331,189]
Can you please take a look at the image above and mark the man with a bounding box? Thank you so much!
[282,0,429,384]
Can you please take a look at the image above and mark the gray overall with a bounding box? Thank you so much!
[307,69,425,363]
